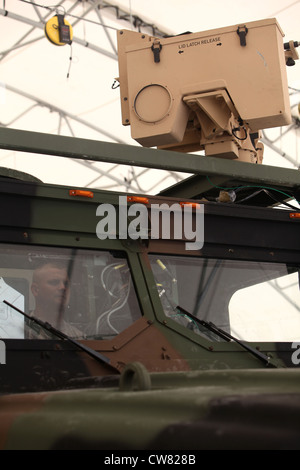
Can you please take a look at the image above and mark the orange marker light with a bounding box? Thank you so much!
[127,196,149,204]
[180,202,201,209]
[69,189,94,198]
[289,212,300,218]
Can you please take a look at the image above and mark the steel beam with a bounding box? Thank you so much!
[0,8,118,60]
[0,127,299,194]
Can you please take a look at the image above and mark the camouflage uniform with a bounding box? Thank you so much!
[25,315,85,340]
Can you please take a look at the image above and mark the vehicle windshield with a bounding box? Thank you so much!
[149,254,300,342]
[0,244,142,340]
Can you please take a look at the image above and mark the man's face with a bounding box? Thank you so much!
[32,265,70,313]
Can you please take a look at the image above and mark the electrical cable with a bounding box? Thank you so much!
[205,176,300,207]
[234,187,300,209]
[232,126,248,141]
[97,262,131,334]
[263,189,300,210]
[234,189,265,203]
[67,43,72,78]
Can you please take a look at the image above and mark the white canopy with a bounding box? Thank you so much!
[1,0,300,194]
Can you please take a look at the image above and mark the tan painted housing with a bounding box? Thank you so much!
[117,18,293,163]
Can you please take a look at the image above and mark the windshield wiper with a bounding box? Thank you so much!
[3,300,120,373]
[176,305,278,368]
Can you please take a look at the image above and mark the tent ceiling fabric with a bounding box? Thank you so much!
[0,0,300,193]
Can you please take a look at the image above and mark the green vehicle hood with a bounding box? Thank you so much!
[1,366,300,450]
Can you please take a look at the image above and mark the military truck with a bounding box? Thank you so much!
[0,18,299,451]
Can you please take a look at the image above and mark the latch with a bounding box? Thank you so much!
[151,39,162,63]
[284,40,300,66]
[237,25,248,46]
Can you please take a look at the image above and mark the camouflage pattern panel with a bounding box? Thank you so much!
[1,366,300,450]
